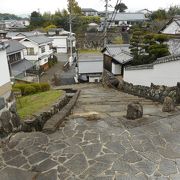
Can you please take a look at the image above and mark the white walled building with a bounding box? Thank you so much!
[124,54,180,86]
[77,54,103,83]
[6,40,35,80]
[82,8,98,16]
[47,28,76,53]
[102,44,133,77]
[0,42,11,100]
[20,35,53,70]
[107,13,148,27]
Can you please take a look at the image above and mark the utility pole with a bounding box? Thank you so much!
[69,0,73,66]
[104,0,109,47]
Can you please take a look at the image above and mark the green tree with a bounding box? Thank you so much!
[67,0,82,15]
[44,24,57,32]
[115,3,128,12]
[30,11,44,28]
[168,5,180,16]
[130,28,170,65]
[151,9,168,20]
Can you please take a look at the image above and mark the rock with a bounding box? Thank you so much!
[109,77,119,88]
[162,97,175,112]
[0,110,12,133]
[117,80,124,91]
[126,102,143,120]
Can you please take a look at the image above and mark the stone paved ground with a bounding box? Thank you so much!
[1,85,180,180]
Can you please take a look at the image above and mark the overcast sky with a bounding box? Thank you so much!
[0,0,180,16]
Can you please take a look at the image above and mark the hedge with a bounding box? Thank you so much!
[13,83,50,96]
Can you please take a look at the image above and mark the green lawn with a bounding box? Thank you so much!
[17,90,64,120]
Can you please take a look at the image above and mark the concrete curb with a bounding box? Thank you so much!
[43,90,80,133]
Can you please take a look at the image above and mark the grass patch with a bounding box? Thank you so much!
[17,90,64,120]
[79,49,101,54]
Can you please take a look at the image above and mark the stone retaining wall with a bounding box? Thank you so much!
[21,93,69,132]
[0,93,21,138]
[43,90,80,133]
[102,70,180,104]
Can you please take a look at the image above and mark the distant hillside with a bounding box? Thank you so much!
[0,13,22,20]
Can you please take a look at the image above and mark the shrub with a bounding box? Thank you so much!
[13,83,28,95]
[31,83,42,92]
[39,83,50,91]
[13,83,50,96]
[24,85,36,96]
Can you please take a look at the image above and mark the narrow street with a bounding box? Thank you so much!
[40,53,76,86]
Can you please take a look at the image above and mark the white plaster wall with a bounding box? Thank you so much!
[89,76,101,83]
[21,40,39,61]
[78,60,103,74]
[112,63,122,75]
[49,36,67,53]
[124,61,180,86]
[0,49,10,86]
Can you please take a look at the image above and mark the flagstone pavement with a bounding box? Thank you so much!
[1,85,180,180]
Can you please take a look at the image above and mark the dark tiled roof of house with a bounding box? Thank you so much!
[6,40,26,54]
[102,44,132,64]
[126,54,180,71]
[82,8,98,12]
[27,35,53,45]
[11,59,34,77]
[108,13,148,21]
[155,54,180,64]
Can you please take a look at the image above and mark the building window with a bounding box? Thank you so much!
[48,43,52,50]
[115,21,119,25]
[8,52,21,64]
[27,48,35,55]
[41,46,45,53]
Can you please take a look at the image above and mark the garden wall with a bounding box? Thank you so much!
[103,69,180,104]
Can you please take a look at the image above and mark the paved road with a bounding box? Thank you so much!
[40,53,75,86]
[1,85,180,180]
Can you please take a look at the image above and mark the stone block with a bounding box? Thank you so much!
[0,97,5,110]
[126,102,143,120]
[162,96,175,112]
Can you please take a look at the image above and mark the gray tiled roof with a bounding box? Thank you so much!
[6,40,26,54]
[108,13,148,21]
[113,51,133,64]
[126,54,180,71]
[11,59,35,77]
[155,54,180,64]
[27,35,53,45]
[7,31,45,38]
[82,8,98,12]
[105,44,131,55]
[102,44,132,64]
[78,54,103,62]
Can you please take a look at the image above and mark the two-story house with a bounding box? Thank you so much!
[20,35,53,71]
[6,40,35,80]
[0,42,11,112]
[82,8,98,16]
